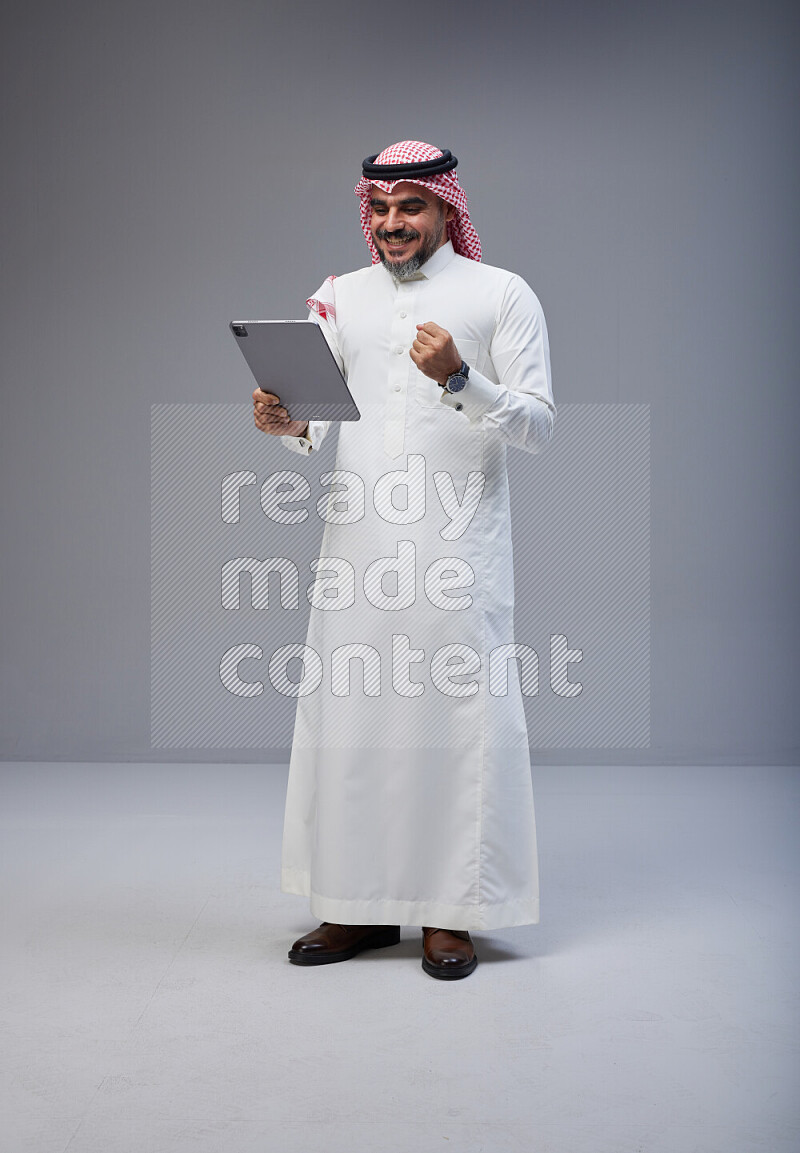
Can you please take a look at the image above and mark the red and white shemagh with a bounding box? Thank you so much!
[307,141,481,322]
[354,140,482,265]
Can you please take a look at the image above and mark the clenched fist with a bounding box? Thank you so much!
[410,322,462,385]
[252,389,309,439]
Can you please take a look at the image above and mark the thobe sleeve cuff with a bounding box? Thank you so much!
[438,367,503,421]
[280,433,313,455]
[280,418,329,455]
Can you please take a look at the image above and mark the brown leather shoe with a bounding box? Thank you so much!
[288,922,401,966]
[421,926,478,979]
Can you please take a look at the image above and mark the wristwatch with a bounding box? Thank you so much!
[441,360,470,394]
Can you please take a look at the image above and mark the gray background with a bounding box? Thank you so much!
[1,0,797,765]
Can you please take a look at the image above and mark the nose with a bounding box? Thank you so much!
[384,206,406,232]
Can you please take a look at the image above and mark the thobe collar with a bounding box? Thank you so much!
[418,239,456,279]
[380,239,456,284]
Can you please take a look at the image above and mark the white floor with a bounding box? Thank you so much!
[0,762,797,1153]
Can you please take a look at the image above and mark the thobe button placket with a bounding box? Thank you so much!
[384,284,416,459]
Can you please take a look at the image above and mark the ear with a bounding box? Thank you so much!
[445,203,456,221]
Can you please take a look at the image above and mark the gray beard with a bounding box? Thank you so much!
[381,249,425,282]
[376,212,447,282]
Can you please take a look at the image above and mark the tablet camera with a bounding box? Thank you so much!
[232,324,248,338]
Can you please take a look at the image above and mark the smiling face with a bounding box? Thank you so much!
[369,182,455,280]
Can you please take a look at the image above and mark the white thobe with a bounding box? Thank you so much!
[278,240,555,930]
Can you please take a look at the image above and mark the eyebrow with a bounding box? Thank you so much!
[370,195,429,208]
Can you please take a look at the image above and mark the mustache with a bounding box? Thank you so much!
[376,227,421,242]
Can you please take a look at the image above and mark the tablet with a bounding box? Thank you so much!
[230,320,359,423]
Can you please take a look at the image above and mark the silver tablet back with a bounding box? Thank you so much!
[230,320,360,422]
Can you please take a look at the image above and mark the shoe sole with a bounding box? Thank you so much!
[421,954,478,980]
[288,926,401,966]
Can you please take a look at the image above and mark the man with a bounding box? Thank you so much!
[252,141,556,980]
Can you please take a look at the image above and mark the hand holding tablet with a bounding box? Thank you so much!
[230,320,360,424]
[252,388,309,439]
